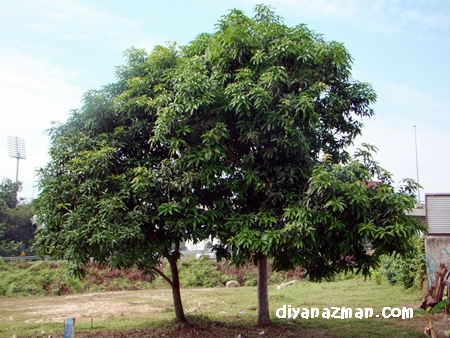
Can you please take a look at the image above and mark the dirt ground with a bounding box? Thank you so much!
[0,289,335,337]
[1,289,175,324]
[2,288,447,338]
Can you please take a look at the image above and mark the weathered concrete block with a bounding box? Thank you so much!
[425,236,450,287]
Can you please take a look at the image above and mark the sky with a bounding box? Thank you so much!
[0,0,449,203]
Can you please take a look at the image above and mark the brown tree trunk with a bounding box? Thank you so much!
[257,255,271,326]
[169,258,188,324]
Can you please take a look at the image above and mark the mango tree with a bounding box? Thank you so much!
[146,5,422,325]
[35,4,423,327]
[33,45,222,324]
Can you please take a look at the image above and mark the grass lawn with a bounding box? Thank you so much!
[0,275,436,337]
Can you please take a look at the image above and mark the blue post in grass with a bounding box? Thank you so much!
[64,317,75,338]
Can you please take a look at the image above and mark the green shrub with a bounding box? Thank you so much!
[175,257,223,287]
[244,273,257,286]
[88,284,107,292]
[371,270,383,285]
[378,235,426,289]
[66,277,83,293]
[109,277,132,290]
[1,257,311,295]
[135,280,154,290]
[268,272,285,285]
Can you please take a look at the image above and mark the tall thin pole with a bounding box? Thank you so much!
[15,157,19,183]
[414,125,421,205]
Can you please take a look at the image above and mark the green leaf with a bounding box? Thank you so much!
[431,299,448,314]
[413,308,427,316]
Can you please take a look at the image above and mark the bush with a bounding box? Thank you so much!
[378,235,426,289]
[0,260,157,296]
[268,272,285,285]
[0,257,309,295]
[66,277,83,293]
[174,257,224,287]
[244,273,257,286]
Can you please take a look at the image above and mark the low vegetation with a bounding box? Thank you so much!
[0,260,151,296]
[378,235,427,290]
[1,242,432,337]
[1,233,426,298]
[0,272,431,337]
[0,257,302,297]
[0,178,35,257]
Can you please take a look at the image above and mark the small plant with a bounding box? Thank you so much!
[414,299,449,338]
[372,270,383,285]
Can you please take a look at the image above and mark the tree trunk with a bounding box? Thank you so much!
[257,255,271,326]
[169,258,188,324]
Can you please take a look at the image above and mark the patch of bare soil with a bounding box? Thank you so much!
[424,313,450,337]
[1,289,343,338]
[1,289,172,324]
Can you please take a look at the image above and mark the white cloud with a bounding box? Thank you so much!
[241,0,450,36]
[355,119,450,200]
[351,77,450,200]
[0,45,82,130]
[382,83,449,118]
[0,1,166,200]
[0,43,83,200]
[401,8,450,30]
[1,0,161,50]
[1,0,448,203]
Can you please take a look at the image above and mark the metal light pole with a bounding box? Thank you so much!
[413,126,421,205]
[7,136,26,182]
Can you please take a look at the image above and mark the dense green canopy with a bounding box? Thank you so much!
[34,5,422,325]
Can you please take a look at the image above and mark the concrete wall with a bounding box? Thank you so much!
[425,236,450,287]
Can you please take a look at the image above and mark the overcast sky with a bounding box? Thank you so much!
[1,0,449,203]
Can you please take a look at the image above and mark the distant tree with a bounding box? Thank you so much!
[0,179,34,256]
[2,203,35,253]
[0,178,21,209]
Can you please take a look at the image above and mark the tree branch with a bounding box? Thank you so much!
[151,266,173,287]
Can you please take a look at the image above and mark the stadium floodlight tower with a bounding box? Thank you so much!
[7,136,26,182]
